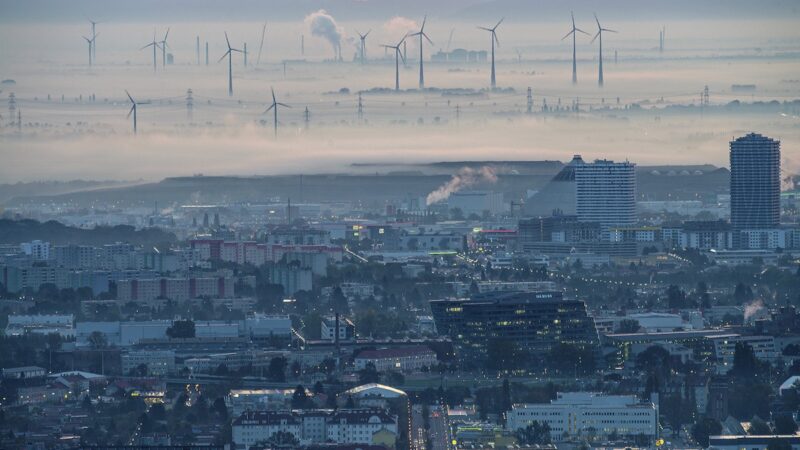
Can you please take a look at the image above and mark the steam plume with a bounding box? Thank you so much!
[426,166,498,206]
[305,9,343,59]
[743,299,764,322]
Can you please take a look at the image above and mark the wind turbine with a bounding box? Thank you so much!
[219,32,242,96]
[141,30,159,73]
[410,16,434,89]
[590,13,617,87]
[88,18,99,60]
[382,35,407,92]
[356,29,371,64]
[478,18,503,89]
[562,11,589,84]
[263,87,290,138]
[82,34,96,66]
[125,90,149,134]
[159,27,170,68]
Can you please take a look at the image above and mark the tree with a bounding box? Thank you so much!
[292,385,311,409]
[87,331,107,349]
[749,418,772,435]
[501,378,512,413]
[516,421,552,445]
[358,362,380,384]
[268,356,287,382]
[774,415,798,435]
[330,287,349,314]
[731,342,759,378]
[691,417,722,447]
[768,439,793,450]
[260,431,299,448]
[166,320,195,339]
[666,285,689,309]
[290,360,302,379]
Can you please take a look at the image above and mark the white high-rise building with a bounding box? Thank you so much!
[575,160,636,237]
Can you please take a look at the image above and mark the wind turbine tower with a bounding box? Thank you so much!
[125,90,149,134]
[219,32,242,96]
[411,16,433,89]
[263,87,290,138]
[357,29,371,64]
[562,12,589,84]
[141,30,159,73]
[478,18,503,88]
[159,28,170,68]
[591,13,617,87]
[382,36,407,91]
[82,35,96,66]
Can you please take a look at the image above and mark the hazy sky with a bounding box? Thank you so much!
[0,0,798,182]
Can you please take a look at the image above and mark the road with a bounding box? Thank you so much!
[428,404,451,450]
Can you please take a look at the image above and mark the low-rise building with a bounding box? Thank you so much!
[231,408,397,449]
[354,346,437,372]
[506,392,657,443]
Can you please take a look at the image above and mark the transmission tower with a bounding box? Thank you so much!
[455,104,460,125]
[703,85,710,106]
[357,92,364,122]
[304,106,310,129]
[526,87,533,114]
[8,92,16,125]
[186,88,194,120]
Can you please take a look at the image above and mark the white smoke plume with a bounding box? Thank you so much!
[743,298,765,322]
[304,9,343,59]
[426,166,498,206]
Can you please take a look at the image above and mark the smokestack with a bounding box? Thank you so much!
[196,36,200,64]
[205,42,209,65]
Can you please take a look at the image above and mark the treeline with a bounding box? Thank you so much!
[0,219,176,246]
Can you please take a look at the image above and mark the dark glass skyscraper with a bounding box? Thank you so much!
[729,133,781,229]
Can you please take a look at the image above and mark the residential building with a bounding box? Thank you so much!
[575,160,636,237]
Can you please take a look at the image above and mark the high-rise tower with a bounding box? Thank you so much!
[730,133,781,230]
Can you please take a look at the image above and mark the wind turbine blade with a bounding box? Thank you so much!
[277,102,291,108]
[264,105,274,113]
[125,90,135,103]
[399,49,406,64]
[477,26,492,32]
[493,32,500,47]
[271,87,276,103]
[140,43,154,50]
[92,32,99,42]
[603,28,618,33]
[356,29,362,38]
[561,29,575,41]
[218,50,231,62]
[225,31,231,49]
[495,17,505,29]
[423,32,434,45]
[163,27,170,42]
[575,28,590,36]
[365,29,371,38]
[590,32,600,44]
[421,15,427,32]
[594,13,601,29]
[127,106,134,118]
[83,36,91,43]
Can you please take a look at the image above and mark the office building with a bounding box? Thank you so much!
[575,160,636,236]
[430,291,599,366]
[506,392,657,443]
